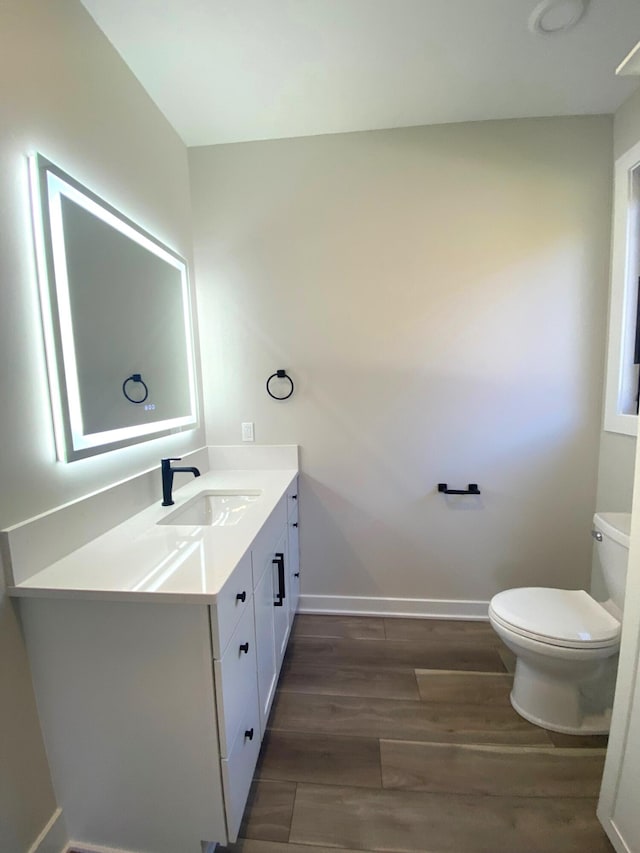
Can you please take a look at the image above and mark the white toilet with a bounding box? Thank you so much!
[488,512,630,735]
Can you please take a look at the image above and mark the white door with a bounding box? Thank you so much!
[608,672,640,850]
[598,451,640,850]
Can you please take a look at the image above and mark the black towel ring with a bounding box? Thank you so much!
[266,369,294,401]
[122,373,149,404]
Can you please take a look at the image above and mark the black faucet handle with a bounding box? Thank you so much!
[161,457,182,465]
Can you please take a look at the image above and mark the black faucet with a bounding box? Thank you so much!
[161,457,201,506]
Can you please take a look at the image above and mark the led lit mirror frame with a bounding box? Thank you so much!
[29,154,199,462]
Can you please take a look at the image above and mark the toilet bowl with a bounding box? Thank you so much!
[488,512,630,735]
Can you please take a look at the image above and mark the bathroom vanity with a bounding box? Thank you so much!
[7,465,299,853]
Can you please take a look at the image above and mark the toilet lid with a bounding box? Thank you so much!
[489,588,620,648]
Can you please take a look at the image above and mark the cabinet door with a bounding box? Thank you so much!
[254,558,277,735]
[287,480,300,628]
[272,527,290,670]
[288,514,300,628]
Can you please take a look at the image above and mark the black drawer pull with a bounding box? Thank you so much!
[236,591,246,603]
[273,557,283,607]
[244,728,254,741]
[438,483,480,496]
[291,494,298,500]
[294,572,300,578]
[239,642,249,654]
[292,522,298,528]
[273,552,286,606]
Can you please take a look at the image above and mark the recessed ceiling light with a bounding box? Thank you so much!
[528,0,588,36]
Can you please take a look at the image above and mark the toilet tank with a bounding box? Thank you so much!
[593,512,631,613]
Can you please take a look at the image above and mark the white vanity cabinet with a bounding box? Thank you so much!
[16,473,300,853]
[20,595,229,853]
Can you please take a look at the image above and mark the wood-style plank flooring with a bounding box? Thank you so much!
[223,614,613,853]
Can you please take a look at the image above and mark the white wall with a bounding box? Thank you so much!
[0,2,201,850]
[189,116,612,611]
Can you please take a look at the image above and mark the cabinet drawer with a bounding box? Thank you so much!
[210,551,253,658]
[214,602,258,757]
[221,703,261,843]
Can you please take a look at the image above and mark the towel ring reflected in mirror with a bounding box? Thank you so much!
[122,373,149,404]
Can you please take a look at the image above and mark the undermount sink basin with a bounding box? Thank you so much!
[158,491,262,527]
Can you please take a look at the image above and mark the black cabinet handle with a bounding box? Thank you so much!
[273,557,282,606]
[438,483,481,496]
[292,522,298,528]
[239,642,249,654]
[273,552,286,606]
[244,728,254,741]
[294,572,300,578]
[291,494,298,500]
[236,591,246,603]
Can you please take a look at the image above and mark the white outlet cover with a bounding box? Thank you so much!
[241,422,254,442]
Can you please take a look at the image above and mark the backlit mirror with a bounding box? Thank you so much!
[29,154,198,462]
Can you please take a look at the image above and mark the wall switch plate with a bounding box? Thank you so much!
[241,422,254,442]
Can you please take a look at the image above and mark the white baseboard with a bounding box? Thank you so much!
[28,809,67,853]
[596,816,632,853]
[297,594,490,621]
[68,841,218,853]
[67,843,144,853]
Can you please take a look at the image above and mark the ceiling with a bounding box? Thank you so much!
[80,0,640,147]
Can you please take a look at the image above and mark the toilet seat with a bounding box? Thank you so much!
[489,588,620,650]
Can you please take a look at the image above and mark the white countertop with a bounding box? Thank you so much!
[10,468,297,603]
